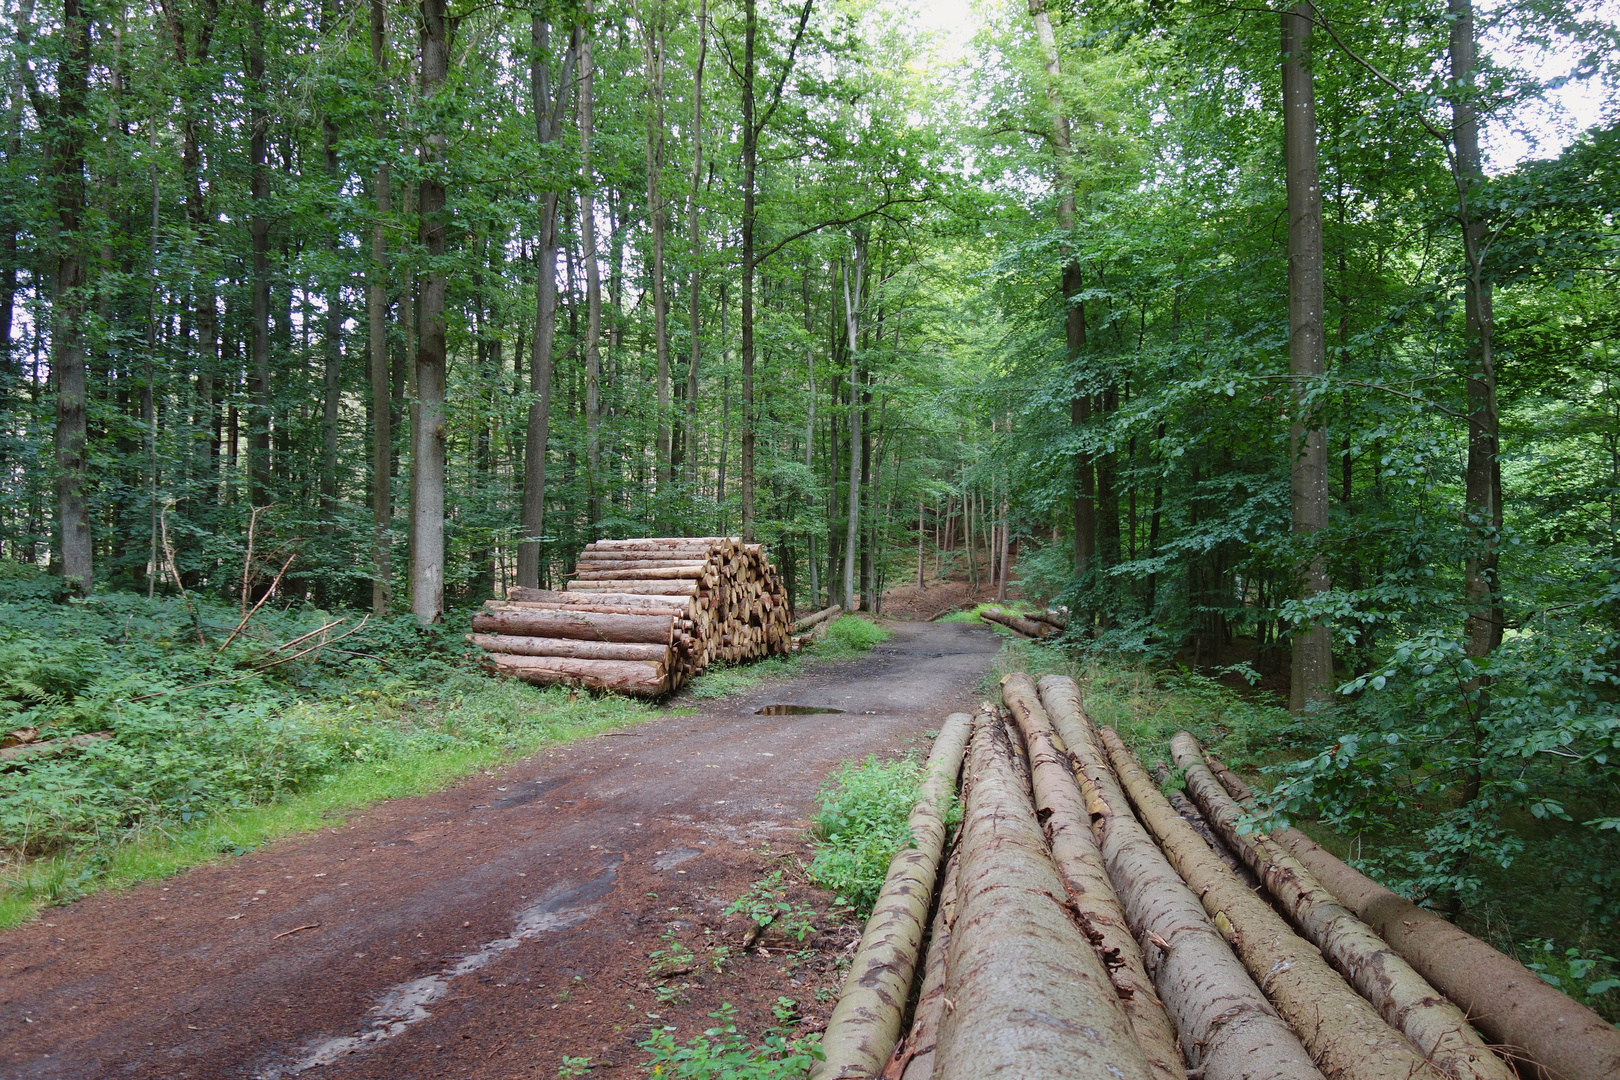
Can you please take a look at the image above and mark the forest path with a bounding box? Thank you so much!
[0,620,1001,1080]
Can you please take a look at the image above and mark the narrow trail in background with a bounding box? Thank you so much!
[0,621,1000,1080]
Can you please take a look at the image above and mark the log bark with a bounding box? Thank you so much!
[486,653,666,694]
[978,608,1046,638]
[933,708,1156,1080]
[1036,675,1324,1080]
[894,848,959,1080]
[470,609,674,644]
[467,634,669,663]
[1149,762,1258,888]
[813,712,972,1080]
[1172,734,1513,1080]
[1000,675,1183,1080]
[791,604,842,634]
[1206,755,1620,1080]
[565,579,700,595]
[1106,729,1447,1080]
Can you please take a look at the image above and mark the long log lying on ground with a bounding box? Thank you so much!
[933,709,1156,1080]
[791,604,842,634]
[470,608,675,643]
[1000,675,1184,1080]
[977,607,1048,638]
[1148,761,1258,887]
[1171,734,1514,1080]
[466,634,670,663]
[893,848,960,1080]
[484,653,667,694]
[1105,729,1447,1080]
[812,712,973,1080]
[1036,675,1324,1080]
[1030,608,1068,630]
[1205,754,1620,1080]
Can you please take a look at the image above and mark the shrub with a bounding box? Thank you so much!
[807,754,922,914]
[822,615,891,652]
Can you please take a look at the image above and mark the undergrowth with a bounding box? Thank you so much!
[639,1003,821,1078]
[806,754,923,914]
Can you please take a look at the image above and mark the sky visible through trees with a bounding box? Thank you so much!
[1,0,1618,957]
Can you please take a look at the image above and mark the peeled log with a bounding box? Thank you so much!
[1170,734,1513,1080]
[466,634,669,663]
[1104,729,1446,1080]
[813,712,972,1080]
[895,848,960,1080]
[1205,754,1620,1080]
[470,609,674,644]
[486,653,667,694]
[1035,675,1324,1080]
[999,675,1183,1080]
[933,709,1156,1080]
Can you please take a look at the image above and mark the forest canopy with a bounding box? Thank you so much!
[1,0,1618,968]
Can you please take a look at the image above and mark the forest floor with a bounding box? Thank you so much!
[0,619,1002,1080]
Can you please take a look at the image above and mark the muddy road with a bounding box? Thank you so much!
[1,620,1000,1079]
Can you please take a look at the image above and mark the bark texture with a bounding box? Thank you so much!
[1000,675,1183,1080]
[1035,676,1323,1080]
[1106,730,1446,1080]
[895,847,958,1080]
[813,712,971,1080]
[1171,734,1511,1080]
[933,709,1155,1080]
[1205,756,1620,1080]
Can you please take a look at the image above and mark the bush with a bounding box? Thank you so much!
[807,754,921,914]
[822,615,892,651]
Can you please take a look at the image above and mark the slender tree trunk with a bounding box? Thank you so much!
[841,257,862,611]
[684,0,706,492]
[738,0,758,540]
[1449,0,1502,661]
[368,0,391,613]
[248,0,272,511]
[639,2,670,497]
[519,19,578,589]
[1283,3,1332,712]
[321,107,342,542]
[410,0,451,624]
[577,12,603,535]
[51,0,92,593]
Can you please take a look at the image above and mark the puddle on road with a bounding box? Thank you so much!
[265,855,621,1077]
[754,704,845,715]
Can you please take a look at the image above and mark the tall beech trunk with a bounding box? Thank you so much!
[1107,730,1447,1080]
[1206,755,1620,1080]
[247,0,272,510]
[812,712,971,1080]
[1000,675,1184,1080]
[576,12,603,534]
[1172,736,1515,1080]
[1035,676,1324,1080]
[682,0,705,491]
[368,0,391,613]
[640,2,670,495]
[933,708,1155,1080]
[519,18,579,589]
[841,257,862,611]
[739,0,757,539]
[410,0,450,624]
[895,846,958,1080]
[1448,0,1502,663]
[1283,4,1332,711]
[49,0,91,593]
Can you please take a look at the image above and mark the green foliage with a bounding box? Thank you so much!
[724,871,817,942]
[806,754,925,914]
[1522,939,1620,1016]
[820,616,893,652]
[639,1004,821,1079]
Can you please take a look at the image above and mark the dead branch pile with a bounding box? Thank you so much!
[467,537,791,696]
[811,673,1615,1080]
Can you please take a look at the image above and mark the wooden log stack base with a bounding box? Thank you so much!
[468,537,792,696]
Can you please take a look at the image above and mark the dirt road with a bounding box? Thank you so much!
[1,620,1000,1079]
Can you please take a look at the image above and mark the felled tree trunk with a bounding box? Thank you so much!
[932,709,1155,1080]
[813,712,972,1080]
[1035,675,1324,1080]
[1105,729,1446,1080]
[978,608,1048,638]
[1171,734,1513,1080]
[894,848,959,1080]
[485,653,665,694]
[1000,675,1183,1080]
[1204,754,1620,1080]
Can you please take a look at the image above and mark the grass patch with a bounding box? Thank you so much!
[937,602,1036,627]
[822,614,892,651]
[680,615,891,701]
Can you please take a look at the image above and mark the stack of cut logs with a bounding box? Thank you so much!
[467,537,791,696]
[810,673,1620,1080]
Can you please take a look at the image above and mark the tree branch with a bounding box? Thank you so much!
[753,194,931,266]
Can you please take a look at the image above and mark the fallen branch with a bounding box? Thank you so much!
[219,547,299,653]
[272,924,320,939]
[0,731,113,764]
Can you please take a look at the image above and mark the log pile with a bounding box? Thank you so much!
[467,537,791,696]
[810,673,1620,1080]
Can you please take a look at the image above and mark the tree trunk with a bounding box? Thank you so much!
[1108,730,1446,1080]
[1035,676,1324,1080]
[1000,676,1184,1080]
[577,12,603,535]
[641,2,671,498]
[519,18,578,589]
[933,709,1156,1080]
[683,0,706,492]
[841,256,862,611]
[895,847,958,1080]
[51,0,92,594]
[321,108,342,553]
[410,0,451,624]
[738,0,758,540]
[368,0,391,614]
[1283,3,1332,712]
[248,0,272,511]
[1449,0,1502,662]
